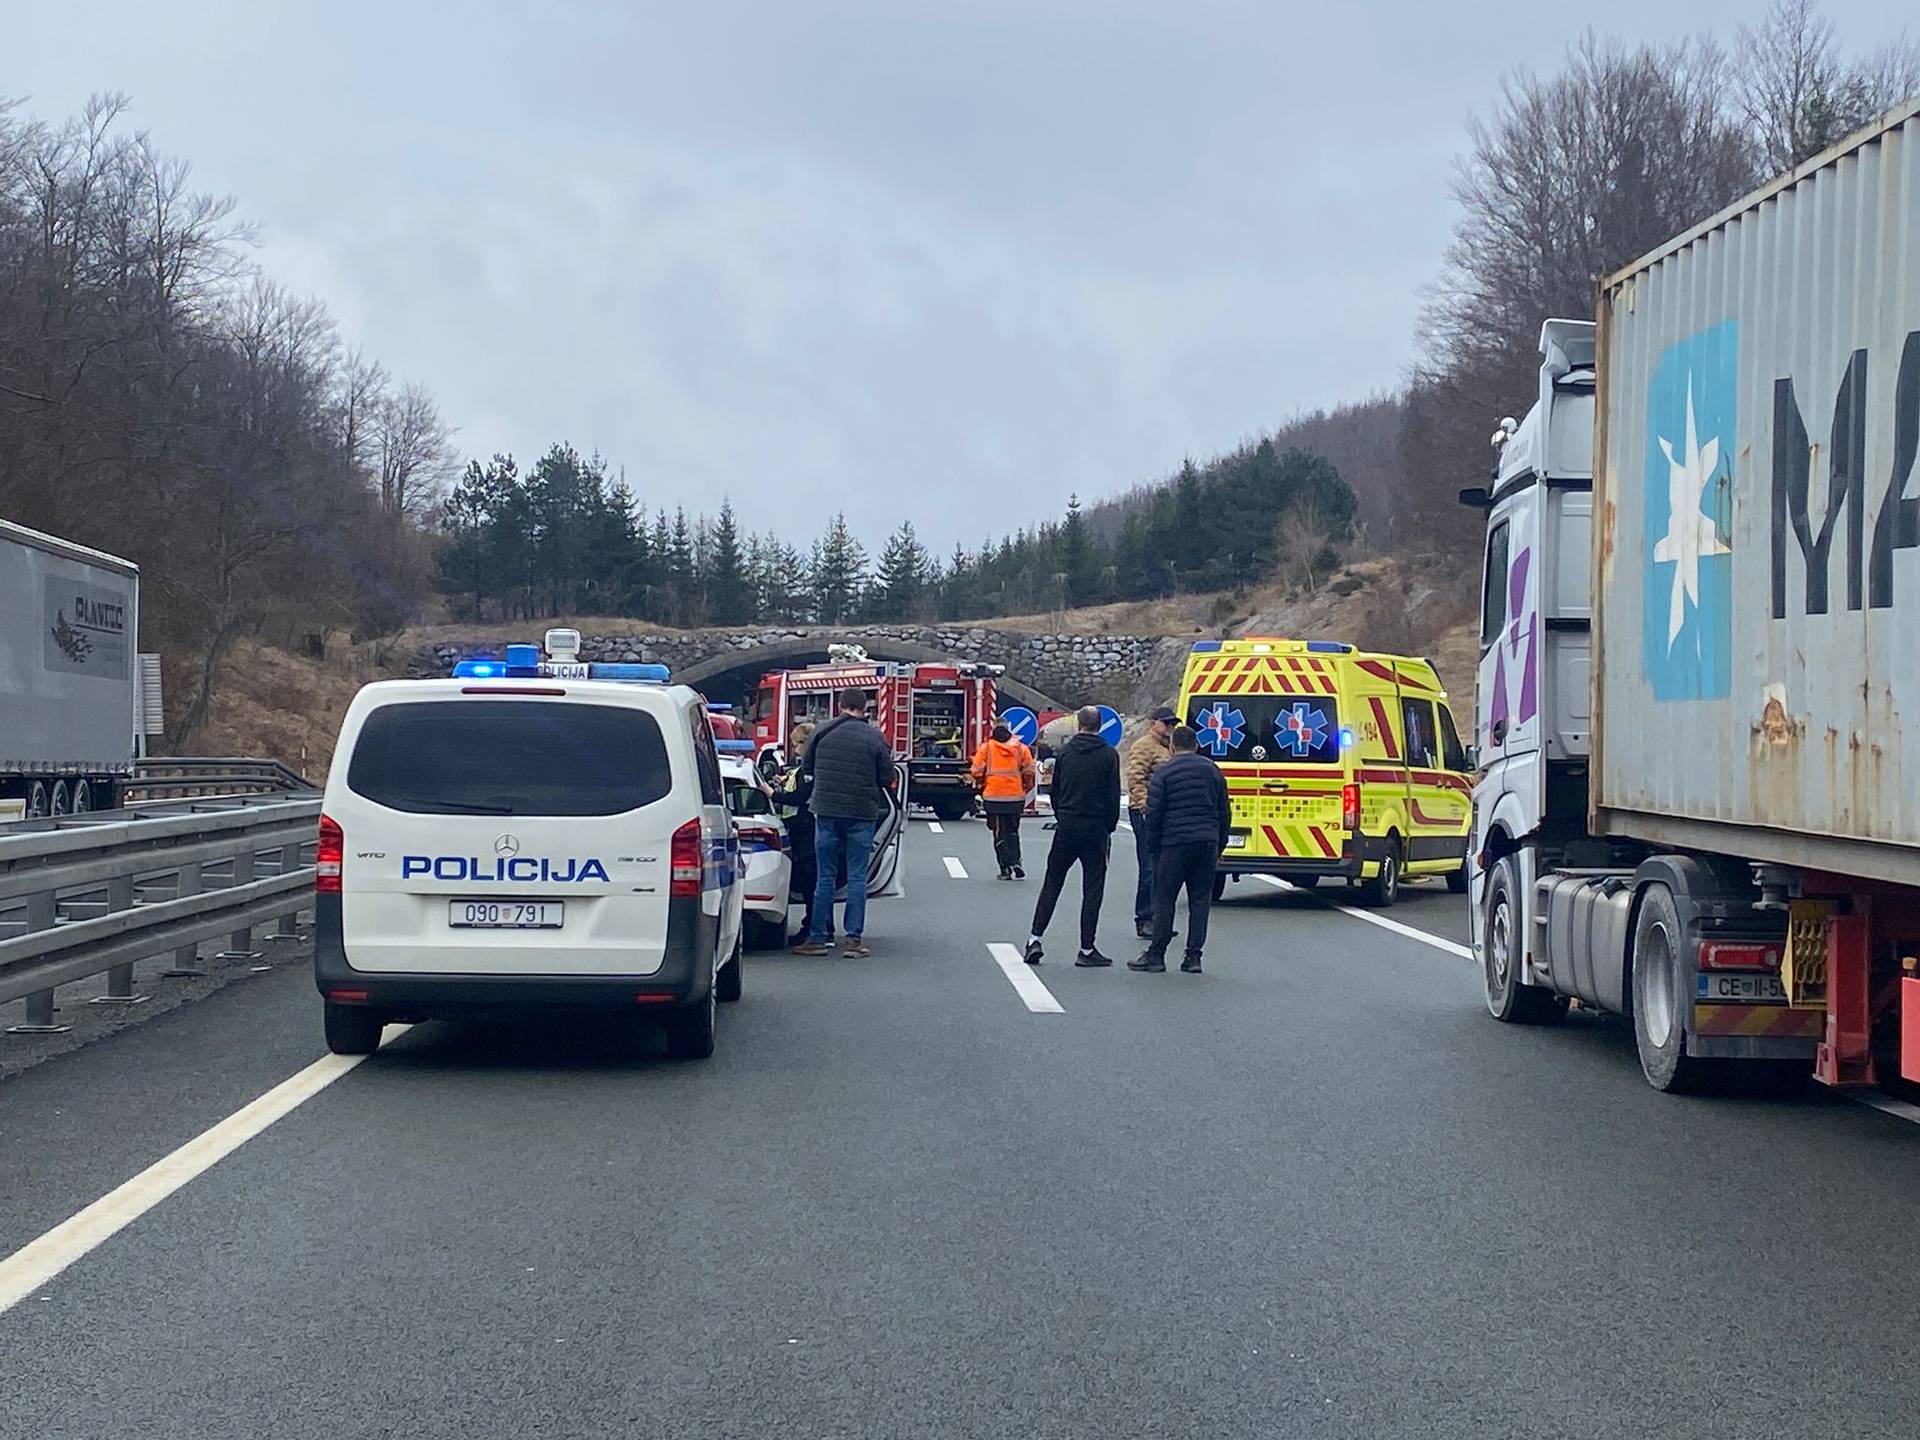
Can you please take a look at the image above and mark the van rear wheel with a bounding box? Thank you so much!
[1359,838,1401,907]
[323,1002,385,1056]
[668,982,717,1059]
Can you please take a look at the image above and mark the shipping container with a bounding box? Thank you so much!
[0,517,143,819]
[1592,98,1920,886]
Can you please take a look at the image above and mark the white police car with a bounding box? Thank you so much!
[314,633,744,1059]
[718,750,793,949]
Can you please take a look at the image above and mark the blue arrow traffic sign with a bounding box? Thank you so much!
[1095,705,1124,747]
[1000,707,1038,746]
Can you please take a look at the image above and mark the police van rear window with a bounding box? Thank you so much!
[347,701,672,815]
[1187,693,1341,764]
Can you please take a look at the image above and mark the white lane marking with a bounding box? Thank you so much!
[1250,875,1472,959]
[1850,1093,1920,1127]
[987,943,1065,1013]
[928,821,944,834]
[0,1025,410,1314]
[943,856,969,880]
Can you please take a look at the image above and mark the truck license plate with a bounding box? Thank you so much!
[449,901,564,929]
[1697,972,1786,1003]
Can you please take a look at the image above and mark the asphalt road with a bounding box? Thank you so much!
[4,816,1920,1439]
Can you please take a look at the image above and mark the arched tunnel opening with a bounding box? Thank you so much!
[674,639,1066,717]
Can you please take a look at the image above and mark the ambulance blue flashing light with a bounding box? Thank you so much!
[1339,727,1355,750]
[715,739,756,754]
[1306,641,1352,654]
[1190,640,1222,652]
[504,643,541,668]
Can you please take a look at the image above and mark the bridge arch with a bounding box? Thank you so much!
[675,636,1066,714]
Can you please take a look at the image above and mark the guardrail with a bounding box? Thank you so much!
[128,756,315,801]
[0,795,321,1034]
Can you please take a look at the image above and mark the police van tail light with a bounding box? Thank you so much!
[317,814,344,894]
[670,819,703,897]
[1342,783,1361,832]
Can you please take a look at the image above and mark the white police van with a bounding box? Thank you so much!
[314,632,744,1059]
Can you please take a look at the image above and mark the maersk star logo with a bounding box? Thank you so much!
[1652,377,1731,648]
[1642,321,1737,702]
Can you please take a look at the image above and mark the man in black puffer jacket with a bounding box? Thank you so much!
[1023,707,1121,968]
[1133,724,1232,974]
[794,689,896,958]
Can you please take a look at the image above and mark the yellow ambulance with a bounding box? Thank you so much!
[1175,638,1474,906]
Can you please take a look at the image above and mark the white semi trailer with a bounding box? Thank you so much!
[1464,99,1920,1091]
[0,518,145,820]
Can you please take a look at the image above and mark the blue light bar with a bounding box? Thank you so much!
[1190,640,1222,652]
[505,643,541,668]
[1339,727,1355,750]
[452,659,502,678]
[1306,641,1353,654]
[707,702,734,712]
[589,663,671,682]
[715,739,756,753]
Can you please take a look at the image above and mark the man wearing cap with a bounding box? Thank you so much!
[1124,706,1178,939]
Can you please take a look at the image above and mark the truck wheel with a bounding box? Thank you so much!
[1446,855,1469,894]
[1482,856,1565,1024]
[323,1001,386,1056]
[1212,871,1228,902]
[26,781,49,818]
[50,780,71,816]
[71,780,92,814]
[668,981,717,1060]
[1631,883,1701,1092]
[1359,837,1402,907]
[716,939,744,1003]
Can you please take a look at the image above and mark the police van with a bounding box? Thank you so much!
[314,632,744,1059]
[1178,637,1474,906]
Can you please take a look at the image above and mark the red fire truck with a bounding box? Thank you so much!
[750,647,1000,822]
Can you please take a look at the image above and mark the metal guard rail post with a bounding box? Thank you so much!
[0,796,321,1034]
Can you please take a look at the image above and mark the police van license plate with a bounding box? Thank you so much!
[449,901,564,929]
[1696,972,1786,1003]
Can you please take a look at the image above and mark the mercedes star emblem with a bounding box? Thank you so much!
[494,834,521,858]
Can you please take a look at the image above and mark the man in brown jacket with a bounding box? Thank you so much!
[1124,706,1178,937]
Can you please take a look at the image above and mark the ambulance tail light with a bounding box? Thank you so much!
[670,819,704,897]
[1342,784,1360,832]
[317,814,344,894]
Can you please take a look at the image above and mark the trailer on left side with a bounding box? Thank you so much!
[0,518,149,821]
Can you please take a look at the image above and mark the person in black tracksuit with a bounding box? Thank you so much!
[1023,707,1121,968]
[1132,724,1232,974]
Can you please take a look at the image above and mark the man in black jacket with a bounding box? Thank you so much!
[1023,706,1121,967]
[793,689,896,958]
[1132,724,1232,974]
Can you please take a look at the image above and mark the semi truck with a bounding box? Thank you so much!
[748,647,1001,821]
[1463,98,1920,1091]
[0,518,146,820]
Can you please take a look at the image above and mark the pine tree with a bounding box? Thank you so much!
[1055,493,1104,607]
[871,520,930,621]
[706,499,748,623]
[809,513,867,624]
[666,506,697,625]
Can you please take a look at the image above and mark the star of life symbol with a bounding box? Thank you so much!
[1652,373,1731,650]
[1196,702,1244,756]
[1275,702,1329,757]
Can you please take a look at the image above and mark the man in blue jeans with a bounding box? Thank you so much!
[793,688,895,958]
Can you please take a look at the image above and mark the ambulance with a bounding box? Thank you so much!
[1176,638,1474,906]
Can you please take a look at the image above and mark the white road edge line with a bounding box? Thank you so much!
[928,821,944,834]
[943,856,969,880]
[0,1024,411,1315]
[986,943,1065,1013]
[1250,875,1473,959]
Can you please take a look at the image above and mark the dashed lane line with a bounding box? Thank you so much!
[928,821,944,834]
[0,1025,412,1314]
[943,856,969,880]
[986,943,1065,1013]
[1247,874,1473,959]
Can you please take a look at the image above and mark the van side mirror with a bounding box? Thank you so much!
[1463,745,1480,772]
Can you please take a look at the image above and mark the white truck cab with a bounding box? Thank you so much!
[315,638,743,1059]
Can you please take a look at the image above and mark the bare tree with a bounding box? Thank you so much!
[1737,0,1920,175]
[375,380,454,516]
[1275,497,1338,594]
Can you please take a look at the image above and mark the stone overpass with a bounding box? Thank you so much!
[414,623,1190,713]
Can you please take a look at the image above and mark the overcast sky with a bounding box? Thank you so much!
[6,1,1913,551]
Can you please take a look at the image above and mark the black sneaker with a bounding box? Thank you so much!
[1011,866,1026,880]
[1023,940,1044,965]
[997,868,1012,880]
[1180,954,1203,974]
[1076,949,1114,968]
[1128,954,1166,973]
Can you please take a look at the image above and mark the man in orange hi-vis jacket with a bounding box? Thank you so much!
[971,721,1036,880]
